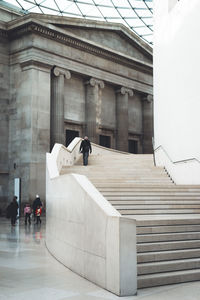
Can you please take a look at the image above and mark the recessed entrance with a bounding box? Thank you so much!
[99,135,111,148]
[128,139,138,154]
[66,129,79,147]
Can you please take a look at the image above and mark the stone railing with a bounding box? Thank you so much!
[47,137,82,179]
[46,140,137,296]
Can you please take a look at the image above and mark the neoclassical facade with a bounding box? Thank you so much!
[0,4,153,212]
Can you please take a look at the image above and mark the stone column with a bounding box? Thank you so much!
[142,94,153,153]
[8,60,52,211]
[85,77,104,144]
[116,87,134,152]
[51,66,71,149]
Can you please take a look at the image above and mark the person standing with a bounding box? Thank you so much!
[24,203,32,225]
[9,196,19,226]
[79,136,92,166]
[35,205,42,224]
[32,195,42,222]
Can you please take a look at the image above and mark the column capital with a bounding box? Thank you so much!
[143,94,153,103]
[116,87,134,97]
[86,77,105,89]
[53,66,71,79]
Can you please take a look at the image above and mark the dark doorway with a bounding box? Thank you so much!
[66,130,79,147]
[128,140,138,154]
[99,135,111,148]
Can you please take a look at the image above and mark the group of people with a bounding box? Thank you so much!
[6,137,92,226]
[7,195,43,226]
[24,195,42,225]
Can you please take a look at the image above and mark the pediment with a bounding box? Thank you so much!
[55,25,152,64]
[22,14,152,64]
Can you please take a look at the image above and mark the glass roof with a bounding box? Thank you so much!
[3,0,153,45]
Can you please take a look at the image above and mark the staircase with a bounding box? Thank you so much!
[61,149,200,288]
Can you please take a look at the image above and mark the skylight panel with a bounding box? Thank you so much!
[77,2,101,17]
[93,0,113,6]
[62,3,82,16]
[117,7,137,18]
[4,0,22,8]
[135,8,152,18]
[2,0,153,45]
[28,5,43,12]
[40,0,58,11]
[98,6,119,18]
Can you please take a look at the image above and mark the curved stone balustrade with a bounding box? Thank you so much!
[46,141,137,296]
[47,137,82,179]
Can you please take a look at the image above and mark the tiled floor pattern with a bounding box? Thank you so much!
[0,218,200,300]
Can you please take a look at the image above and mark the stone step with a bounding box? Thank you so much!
[99,188,200,192]
[90,179,172,183]
[119,209,200,215]
[115,205,200,210]
[95,184,200,189]
[137,232,200,243]
[102,192,200,197]
[136,218,200,226]
[107,196,200,201]
[138,258,200,275]
[64,148,200,288]
[110,200,200,205]
[137,248,200,263]
[138,269,200,288]
[137,240,200,252]
[137,224,200,234]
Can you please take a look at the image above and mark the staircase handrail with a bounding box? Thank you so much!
[154,144,200,165]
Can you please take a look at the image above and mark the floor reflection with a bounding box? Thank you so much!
[1,217,200,300]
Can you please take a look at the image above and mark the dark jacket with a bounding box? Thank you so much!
[32,197,42,211]
[8,201,19,217]
[79,139,92,153]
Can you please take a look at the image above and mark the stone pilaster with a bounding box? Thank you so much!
[116,87,134,152]
[85,77,105,144]
[8,61,52,211]
[142,94,153,153]
[51,67,71,149]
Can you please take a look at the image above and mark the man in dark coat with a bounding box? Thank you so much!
[32,195,42,222]
[79,136,92,166]
[9,196,19,226]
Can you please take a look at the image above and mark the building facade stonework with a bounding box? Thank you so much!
[0,4,153,213]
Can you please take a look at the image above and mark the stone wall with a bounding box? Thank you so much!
[0,29,9,214]
[8,62,51,207]
[0,5,153,213]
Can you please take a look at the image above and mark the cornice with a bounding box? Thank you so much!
[8,21,152,75]
[20,60,52,73]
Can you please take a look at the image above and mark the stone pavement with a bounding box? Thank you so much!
[0,218,199,300]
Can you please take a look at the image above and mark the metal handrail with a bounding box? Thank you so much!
[154,144,200,165]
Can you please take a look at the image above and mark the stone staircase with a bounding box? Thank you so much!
[61,150,200,289]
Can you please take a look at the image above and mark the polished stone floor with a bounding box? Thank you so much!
[0,217,200,300]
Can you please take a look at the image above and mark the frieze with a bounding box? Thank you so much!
[8,22,152,74]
